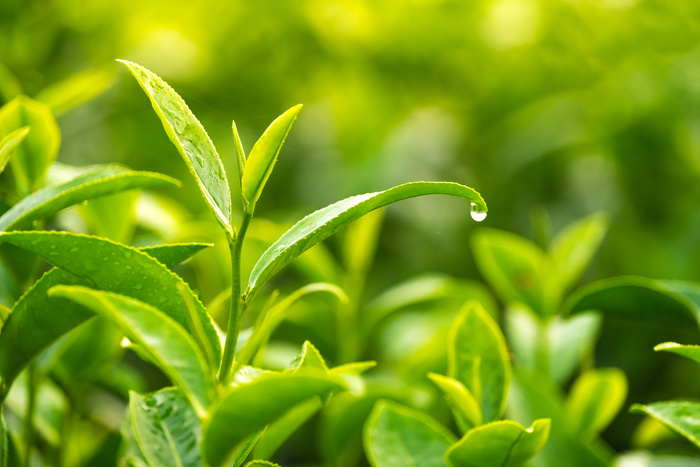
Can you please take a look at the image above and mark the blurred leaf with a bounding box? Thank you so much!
[0,164,179,232]
[448,301,510,423]
[0,63,21,102]
[445,419,551,467]
[49,286,214,415]
[0,96,60,196]
[129,388,202,467]
[290,340,329,373]
[241,105,302,213]
[614,452,700,467]
[1,415,6,467]
[564,277,700,328]
[363,400,456,467]
[77,190,139,243]
[0,231,221,366]
[343,207,384,283]
[119,407,149,467]
[654,342,700,366]
[427,373,482,433]
[0,127,28,176]
[471,228,560,318]
[565,368,627,439]
[35,68,113,116]
[253,396,322,460]
[631,402,700,448]
[247,181,486,302]
[119,60,232,237]
[202,371,345,467]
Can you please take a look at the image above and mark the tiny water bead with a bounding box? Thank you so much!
[470,203,487,222]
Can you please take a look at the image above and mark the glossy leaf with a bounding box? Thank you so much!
[119,60,232,236]
[0,164,180,231]
[129,388,202,467]
[565,369,627,438]
[50,286,214,414]
[363,400,456,467]
[448,301,511,423]
[0,127,29,176]
[549,212,608,291]
[445,419,551,467]
[247,181,486,302]
[471,228,560,317]
[232,120,246,182]
[253,396,323,460]
[203,371,345,467]
[241,105,302,212]
[631,401,700,448]
[564,277,700,328]
[427,373,482,433]
[0,231,221,365]
[0,95,60,195]
[655,342,700,366]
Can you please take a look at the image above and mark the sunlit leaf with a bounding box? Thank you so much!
[49,286,214,414]
[363,400,456,467]
[655,342,700,367]
[0,164,179,231]
[427,373,482,433]
[247,181,486,302]
[232,120,246,182]
[241,105,302,212]
[35,67,113,116]
[119,60,232,236]
[0,127,29,176]
[445,419,550,467]
[565,368,627,438]
[631,401,700,448]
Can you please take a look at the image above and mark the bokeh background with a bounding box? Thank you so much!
[4,0,700,462]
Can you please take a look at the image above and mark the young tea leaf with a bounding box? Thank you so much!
[427,373,482,433]
[118,60,232,237]
[241,105,302,212]
[565,368,627,438]
[232,120,246,182]
[246,181,486,302]
[49,286,215,415]
[631,401,700,448]
[363,400,456,467]
[138,242,212,269]
[0,127,29,176]
[0,164,180,231]
[445,419,551,467]
[655,342,700,367]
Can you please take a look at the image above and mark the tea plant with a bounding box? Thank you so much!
[0,61,496,467]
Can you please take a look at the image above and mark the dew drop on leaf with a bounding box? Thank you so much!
[470,202,487,222]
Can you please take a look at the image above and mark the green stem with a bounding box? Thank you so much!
[218,210,252,385]
[22,364,36,467]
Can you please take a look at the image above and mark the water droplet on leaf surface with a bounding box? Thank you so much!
[470,203,487,222]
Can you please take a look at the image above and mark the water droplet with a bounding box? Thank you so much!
[48,251,59,256]
[70,247,80,253]
[470,203,487,222]
[195,155,204,167]
[125,265,132,270]
[134,284,143,290]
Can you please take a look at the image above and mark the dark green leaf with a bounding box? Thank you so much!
[631,401,700,448]
[129,388,202,467]
[241,105,302,212]
[49,286,214,414]
[253,396,322,460]
[0,127,29,176]
[119,60,232,236]
[363,400,456,467]
[244,461,281,467]
[247,181,486,302]
[445,419,550,467]
[565,369,627,438]
[0,164,179,232]
[448,301,510,423]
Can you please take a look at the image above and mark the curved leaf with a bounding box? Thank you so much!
[363,400,456,467]
[241,105,302,212]
[119,60,232,236]
[655,342,700,368]
[448,301,510,423]
[631,401,700,448]
[427,373,482,433]
[128,388,202,467]
[565,368,627,438]
[445,419,551,467]
[0,231,221,366]
[49,286,214,414]
[139,242,212,269]
[246,181,486,302]
[202,371,345,467]
[0,127,29,176]
[0,164,180,231]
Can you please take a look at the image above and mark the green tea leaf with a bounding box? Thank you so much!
[139,242,212,269]
[549,213,608,291]
[241,105,302,212]
[427,373,482,433]
[50,286,214,414]
[253,396,323,460]
[363,400,456,467]
[119,60,232,237]
[471,228,560,318]
[77,190,139,243]
[232,120,246,182]
[202,371,345,467]
[0,127,29,176]
[445,419,551,467]
[565,368,627,438]
[0,164,179,231]
[448,301,511,423]
[631,401,700,448]
[245,461,281,467]
[1,415,7,467]
[129,388,202,467]
[564,277,700,328]
[247,181,486,302]
[0,96,60,196]
[35,68,113,116]
[655,342,700,367]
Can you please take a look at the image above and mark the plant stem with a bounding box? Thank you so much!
[22,364,36,467]
[218,210,252,385]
